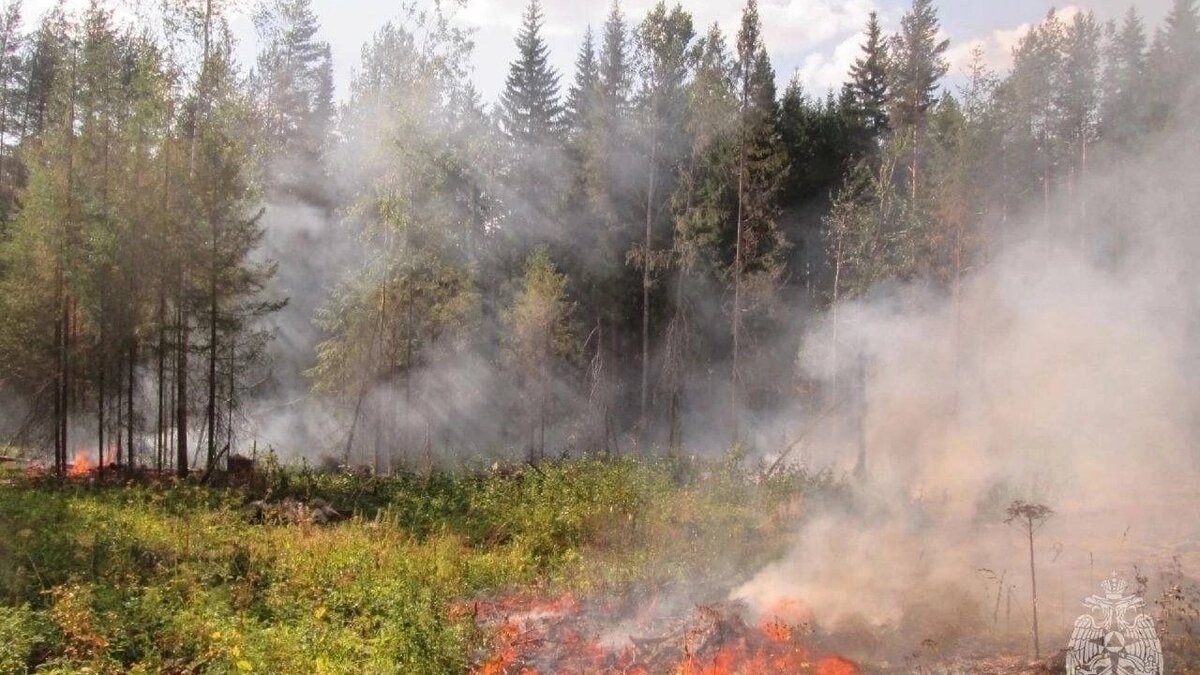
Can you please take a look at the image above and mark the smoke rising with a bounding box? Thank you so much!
[732,114,1200,657]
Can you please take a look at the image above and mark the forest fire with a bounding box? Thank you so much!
[39,449,118,479]
[467,593,859,675]
[66,449,93,477]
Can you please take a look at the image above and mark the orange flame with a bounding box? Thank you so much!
[470,592,859,675]
[816,656,861,675]
[67,449,93,477]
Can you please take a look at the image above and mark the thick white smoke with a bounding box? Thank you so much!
[733,121,1200,658]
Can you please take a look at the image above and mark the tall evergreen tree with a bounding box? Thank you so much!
[566,26,599,135]
[889,0,948,199]
[1148,0,1200,126]
[599,1,631,122]
[251,0,335,204]
[849,11,889,138]
[499,0,565,248]
[631,1,694,436]
[1058,11,1101,227]
[499,0,563,145]
[0,0,25,225]
[1101,9,1148,148]
[730,0,786,442]
[889,0,949,133]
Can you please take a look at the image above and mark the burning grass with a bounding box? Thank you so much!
[465,592,860,675]
[0,455,837,673]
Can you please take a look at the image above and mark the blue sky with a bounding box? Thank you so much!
[20,0,1176,104]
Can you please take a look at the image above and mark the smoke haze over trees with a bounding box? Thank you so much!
[0,0,1198,476]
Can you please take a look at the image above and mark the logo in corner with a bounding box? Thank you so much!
[1066,572,1162,675]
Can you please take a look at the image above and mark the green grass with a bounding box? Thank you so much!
[0,455,841,674]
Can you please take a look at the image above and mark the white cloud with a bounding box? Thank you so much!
[947,5,1084,77]
[792,30,863,96]
[760,0,876,51]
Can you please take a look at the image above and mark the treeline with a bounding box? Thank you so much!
[0,0,281,477]
[0,0,1197,473]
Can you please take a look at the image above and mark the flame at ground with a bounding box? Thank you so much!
[67,449,93,477]
[59,449,117,478]
[468,593,859,675]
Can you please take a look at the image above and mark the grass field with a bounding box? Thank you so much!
[0,455,838,674]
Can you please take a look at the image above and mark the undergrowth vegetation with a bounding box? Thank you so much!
[0,455,841,674]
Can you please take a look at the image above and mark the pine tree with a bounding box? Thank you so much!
[631,0,694,438]
[890,0,949,132]
[1058,11,1101,229]
[849,11,889,137]
[1148,0,1200,126]
[251,0,334,204]
[0,0,26,225]
[22,4,69,141]
[890,0,949,200]
[196,49,283,475]
[730,0,786,443]
[1100,9,1148,149]
[1000,11,1066,227]
[664,22,736,449]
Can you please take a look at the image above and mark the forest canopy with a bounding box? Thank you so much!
[0,0,1197,474]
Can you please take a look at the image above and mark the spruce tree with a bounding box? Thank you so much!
[499,0,565,243]
[566,26,599,135]
[730,0,786,442]
[499,0,563,146]
[1101,9,1148,148]
[890,0,949,133]
[599,1,631,121]
[849,11,889,137]
[1148,0,1200,125]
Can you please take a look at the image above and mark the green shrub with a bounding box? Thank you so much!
[0,604,48,673]
[0,455,832,672]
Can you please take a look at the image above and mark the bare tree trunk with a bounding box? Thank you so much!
[732,99,747,446]
[910,128,919,202]
[59,293,70,474]
[52,264,64,475]
[830,225,844,396]
[177,0,211,479]
[1078,138,1088,246]
[1029,522,1041,659]
[97,326,105,479]
[640,121,657,441]
[176,305,188,478]
[374,394,384,476]
[115,352,124,468]
[127,339,135,472]
[952,217,964,414]
[156,293,165,474]
[226,340,235,454]
[206,226,218,473]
